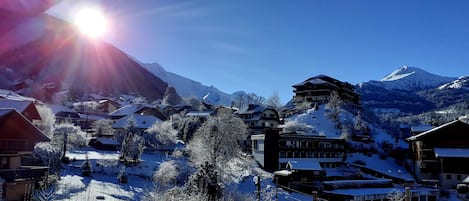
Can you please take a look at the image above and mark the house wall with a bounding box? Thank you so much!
[409,121,469,189]
[5,180,34,201]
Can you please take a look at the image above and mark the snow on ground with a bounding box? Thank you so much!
[347,153,414,182]
[57,148,169,200]
[287,105,408,149]
[286,106,342,138]
[59,148,318,201]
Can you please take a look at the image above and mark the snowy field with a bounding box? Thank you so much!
[55,148,315,201]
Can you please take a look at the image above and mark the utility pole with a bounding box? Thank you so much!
[254,176,261,201]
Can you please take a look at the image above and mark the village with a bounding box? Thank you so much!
[1,74,468,201]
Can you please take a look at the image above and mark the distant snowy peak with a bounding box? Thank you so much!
[379,65,456,90]
[142,63,236,105]
[438,75,469,90]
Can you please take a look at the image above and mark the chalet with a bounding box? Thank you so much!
[292,75,359,107]
[251,129,346,172]
[0,109,49,201]
[89,138,120,151]
[0,99,41,122]
[236,104,280,151]
[48,104,81,124]
[107,104,168,122]
[407,120,469,189]
[73,99,120,116]
[0,89,37,102]
[236,104,280,135]
[112,114,161,136]
[274,160,325,193]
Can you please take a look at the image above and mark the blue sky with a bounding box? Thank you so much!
[48,0,469,102]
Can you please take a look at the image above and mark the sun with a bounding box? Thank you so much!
[74,8,107,38]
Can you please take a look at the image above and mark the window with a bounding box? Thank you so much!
[446,174,452,180]
[253,141,258,149]
[0,157,8,169]
[457,175,462,180]
[279,151,286,158]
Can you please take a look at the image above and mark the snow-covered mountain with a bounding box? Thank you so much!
[143,63,240,105]
[378,65,456,91]
[438,76,469,90]
[358,65,468,115]
[0,13,167,101]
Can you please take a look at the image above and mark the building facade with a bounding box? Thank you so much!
[407,120,469,189]
[292,75,360,107]
[0,109,50,201]
[252,129,346,172]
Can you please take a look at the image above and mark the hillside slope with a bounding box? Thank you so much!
[0,14,167,101]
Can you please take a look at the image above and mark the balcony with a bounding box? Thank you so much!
[0,166,49,182]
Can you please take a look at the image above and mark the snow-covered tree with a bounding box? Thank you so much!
[326,91,343,128]
[153,160,179,191]
[282,121,313,134]
[185,96,203,111]
[145,120,178,149]
[186,108,247,183]
[52,123,87,159]
[119,133,145,163]
[92,119,114,137]
[266,92,282,110]
[34,142,61,174]
[162,86,183,106]
[189,161,221,201]
[387,190,406,201]
[119,115,145,163]
[176,116,203,142]
[36,104,56,138]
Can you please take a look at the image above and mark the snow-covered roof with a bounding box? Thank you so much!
[0,99,33,113]
[287,160,321,171]
[463,176,469,183]
[0,89,37,102]
[112,114,160,129]
[96,138,120,145]
[292,75,339,88]
[79,114,105,121]
[47,104,78,114]
[186,111,213,117]
[107,105,139,117]
[434,147,469,158]
[0,109,11,117]
[411,125,433,133]
[273,170,292,176]
[237,104,274,115]
[407,120,469,141]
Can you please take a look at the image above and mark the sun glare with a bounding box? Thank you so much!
[74,8,107,38]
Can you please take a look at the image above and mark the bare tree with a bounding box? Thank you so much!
[326,91,343,128]
[266,92,283,109]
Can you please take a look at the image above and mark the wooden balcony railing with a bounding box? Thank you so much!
[0,166,48,182]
